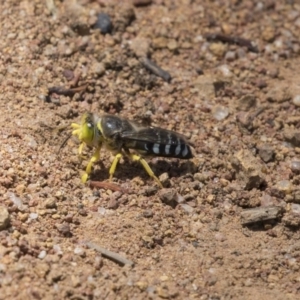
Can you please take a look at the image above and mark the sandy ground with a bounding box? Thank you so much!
[1,0,300,299]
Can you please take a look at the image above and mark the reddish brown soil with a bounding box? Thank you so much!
[1,1,300,299]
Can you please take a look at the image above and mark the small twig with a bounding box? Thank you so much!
[140,57,171,82]
[85,241,135,266]
[89,181,129,193]
[48,84,88,97]
[205,33,258,53]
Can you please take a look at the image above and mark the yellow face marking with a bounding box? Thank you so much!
[71,114,102,183]
[71,113,95,145]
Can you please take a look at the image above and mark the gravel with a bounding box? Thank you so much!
[1,0,300,299]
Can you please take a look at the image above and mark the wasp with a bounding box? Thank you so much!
[71,113,194,187]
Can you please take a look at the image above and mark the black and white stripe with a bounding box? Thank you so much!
[137,141,193,159]
[121,127,193,159]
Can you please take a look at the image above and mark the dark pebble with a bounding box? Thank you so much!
[62,69,74,81]
[256,79,267,89]
[158,189,178,208]
[107,197,119,209]
[258,144,275,163]
[56,223,72,237]
[133,0,152,6]
[143,210,154,218]
[94,13,112,34]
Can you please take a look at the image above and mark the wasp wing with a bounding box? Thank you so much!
[120,127,193,159]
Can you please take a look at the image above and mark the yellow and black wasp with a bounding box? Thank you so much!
[71,113,194,187]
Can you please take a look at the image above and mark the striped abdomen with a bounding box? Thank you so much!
[141,141,193,159]
[123,128,194,159]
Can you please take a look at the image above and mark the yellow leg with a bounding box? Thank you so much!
[71,123,80,129]
[78,143,84,155]
[109,153,122,181]
[72,123,86,157]
[71,124,81,138]
[129,154,163,188]
[81,147,101,183]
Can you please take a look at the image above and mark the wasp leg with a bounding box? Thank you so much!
[129,154,163,188]
[71,124,87,158]
[71,123,81,137]
[71,123,80,128]
[82,147,101,183]
[78,143,84,155]
[109,153,122,181]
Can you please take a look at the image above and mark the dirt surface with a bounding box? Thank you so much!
[1,0,300,299]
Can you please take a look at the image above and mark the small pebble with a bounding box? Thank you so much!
[237,94,256,111]
[291,203,300,215]
[236,48,246,59]
[179,204,194,214]
[62,69,74,81]
[167,39,179,52]
[136,281,148,291]
[215,232,226,242]
[209,42,226,58]
[218,64,233,77]
[53,244,63,255]
[256,79,267,89]
[38,250,47,259]
[8,192,26,211]
[74,247,86,257]
[94,256,103,270]
[52,214,61,220]
[98,207,107,215]
[292,95,300,107]
[212,106,229,121]
[260,193,274,206]
[0,206,10,230]
[44,198,57,209]
[266,84,291,103]
[276,180,293,194]
[225,51,236,61]
[159,172,170,187]
[19,213,29,222]
[29,213,38,220]
[291,160,300,173]
[158,189,178,207]
[143,210,154,218]
[130,37,150,57]
[94,13,112,34]
[258,144,275,163]
[132,0,152,6]
[56,223,72,236]
[91,62,105,76]
[262,26,276,42]
[107,197,119,209]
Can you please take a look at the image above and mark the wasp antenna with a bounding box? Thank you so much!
[58,133,73,154]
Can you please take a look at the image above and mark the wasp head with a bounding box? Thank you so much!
[71,113,98,147]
